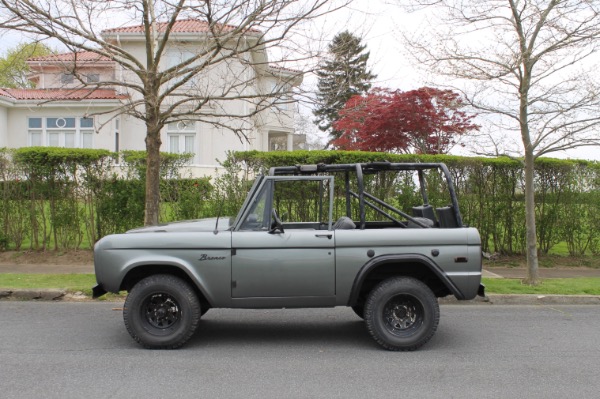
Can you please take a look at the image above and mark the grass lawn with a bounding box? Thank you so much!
[0,273,125,299]
[482,277,600,295]
[0,273,96,291]
[484,254,600,269]
[1,273,599,297]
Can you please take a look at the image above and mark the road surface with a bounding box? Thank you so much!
[0,302,598,398]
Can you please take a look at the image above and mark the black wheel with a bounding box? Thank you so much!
[351,304,365,319]
[123,274,201,349]
[364,277,439,351]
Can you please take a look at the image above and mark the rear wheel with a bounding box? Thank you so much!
[364,277,439,351]
[124,274,201,349]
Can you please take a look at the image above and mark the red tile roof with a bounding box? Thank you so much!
[269,65,302,74]
[103,18,260,34]
[28,51,111,62]
[0,88,127,101]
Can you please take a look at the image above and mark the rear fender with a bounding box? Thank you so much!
[348,254,464,305]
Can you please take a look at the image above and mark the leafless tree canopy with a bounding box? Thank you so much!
[402,0,600,158]
[399,0,600,284]
[0,0,347,225]
[0,0,345,136]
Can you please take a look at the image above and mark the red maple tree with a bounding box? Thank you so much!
[331,87,479,154]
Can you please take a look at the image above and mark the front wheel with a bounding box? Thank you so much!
[123,274,201,349]
[364,277,439,351]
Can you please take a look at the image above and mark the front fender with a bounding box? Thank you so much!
[95,248,231,307]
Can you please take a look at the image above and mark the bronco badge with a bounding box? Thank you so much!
[198,254,226,261]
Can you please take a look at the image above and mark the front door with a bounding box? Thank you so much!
[231,230,335,298]
[231,176,335,300]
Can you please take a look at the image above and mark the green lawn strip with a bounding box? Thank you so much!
[482,277,600,295]
[1,273,599,297]
[0,273,96,291]
[0,273,125,300]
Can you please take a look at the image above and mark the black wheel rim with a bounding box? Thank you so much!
[382,294,424,337]
[142,293,181,330]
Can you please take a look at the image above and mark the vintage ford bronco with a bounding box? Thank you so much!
[93,162,484,350]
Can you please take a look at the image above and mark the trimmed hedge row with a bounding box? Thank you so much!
[1,147,599,256]
[0,147,214,250]
[228,150,600,256]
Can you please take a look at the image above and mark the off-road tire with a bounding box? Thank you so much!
[364,277,439,351]
[124,274,201,349]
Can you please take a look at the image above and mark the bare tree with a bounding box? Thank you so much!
[0,0,346,225]
[400,0,600,284]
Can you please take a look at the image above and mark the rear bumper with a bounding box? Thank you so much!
[92,284,107,299]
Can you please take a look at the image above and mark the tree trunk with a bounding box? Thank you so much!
[523,149,540,285]
[144,125,161,226]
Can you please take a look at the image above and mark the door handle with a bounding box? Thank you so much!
[315,234,332,239]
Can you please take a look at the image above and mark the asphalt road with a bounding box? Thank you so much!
[1,302,599,399]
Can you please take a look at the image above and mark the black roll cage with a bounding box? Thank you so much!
[268,161,463,230]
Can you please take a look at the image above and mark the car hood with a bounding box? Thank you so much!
[126,217,232,233]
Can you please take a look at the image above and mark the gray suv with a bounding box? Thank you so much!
[93,162,484,350]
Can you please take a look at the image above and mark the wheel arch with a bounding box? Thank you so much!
[120,264,213,309]
[348,254,464,306]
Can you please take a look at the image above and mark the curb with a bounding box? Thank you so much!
[1,289,600,305]
[0,289,67,301]
[440,294,600,305]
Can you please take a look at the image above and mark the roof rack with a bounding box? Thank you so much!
[268,162,450,176]
[268,162,463,229]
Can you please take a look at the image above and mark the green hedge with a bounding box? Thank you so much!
[0,148,214,251]
[228,150,600,256]
[1,147,599,256]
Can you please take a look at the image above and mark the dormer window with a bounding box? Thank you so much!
[61,73,74,84]
[86,74,100,83]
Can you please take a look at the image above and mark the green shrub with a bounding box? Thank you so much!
[228,150,600,256]
[1,147,599,255]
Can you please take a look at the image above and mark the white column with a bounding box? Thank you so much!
[262,129,270,151]
[0,107,8,147]
[287,132,294,151]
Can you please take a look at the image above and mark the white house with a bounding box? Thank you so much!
[0,19,304,177]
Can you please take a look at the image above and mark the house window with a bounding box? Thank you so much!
[279,96,290,111]
[167,121,196,157]
[61,73,74,84]
[270,81,291,111]
[27,117,95,148]
[86,74,100,83]
[47,117,76,147]
[80,118,94,148]
[165,48,197,87]
[28,118,42,146]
